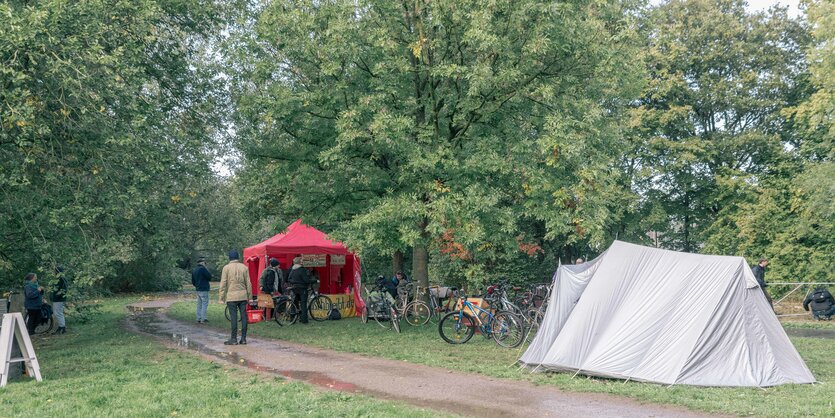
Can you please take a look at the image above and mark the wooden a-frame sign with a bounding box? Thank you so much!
[0,312,42,387]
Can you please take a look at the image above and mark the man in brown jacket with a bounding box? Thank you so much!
[219,250,252,345]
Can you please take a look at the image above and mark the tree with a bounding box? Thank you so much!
[229,0,644,288]
[0,0,231,291]
[704,0,833,284]
[628,0,810,252]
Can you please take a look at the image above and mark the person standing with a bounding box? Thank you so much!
[219,250,252,345]
[192,258,212,324]
[259,258,283,295]
[23,273,44,335]
[288,256,313,324]
[751,258,772,308]
[50,266,69,334]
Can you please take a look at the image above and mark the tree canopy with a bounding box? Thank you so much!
[1,0,831,292]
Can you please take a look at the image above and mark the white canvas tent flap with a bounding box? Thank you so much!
[520,241,815,387]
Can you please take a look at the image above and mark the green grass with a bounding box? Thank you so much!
[781,320,835,330]
[1,296,446,417]
[169,295,835,417]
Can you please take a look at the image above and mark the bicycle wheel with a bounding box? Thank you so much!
[360,306,369,323]
[24,312,54,335]
[224,304,244,323]
[373,305,392,329]
[274,300,298,326]
[23,312,53,335]
[391,307,401,334]
[403,301,431,326]
[438,312,476,344]
[491,311,525,348]
[308,294,332,322]
[527,308,545,332]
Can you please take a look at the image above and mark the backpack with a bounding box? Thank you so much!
[327,307,341,320]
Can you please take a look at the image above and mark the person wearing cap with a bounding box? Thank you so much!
[219,250,252,344]
[287,255,314,323]
[751,258,772,308]
[192,258,212,324]
[260,258,284,295]
[50,266,69,334]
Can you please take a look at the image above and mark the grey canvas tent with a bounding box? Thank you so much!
[520,241,815,387]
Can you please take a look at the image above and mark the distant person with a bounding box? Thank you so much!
[307,267,321,294]
[219,250,252,345]
[751,258,772,307]
[23,273,44,335]
[382,273,399,300]
[288,256,314,323]
[260,258,283,295]
[393,271,411,300]
[191,258,212,324]
[803,286,835,320]
[575,258,584,264]
[50,266,69,334]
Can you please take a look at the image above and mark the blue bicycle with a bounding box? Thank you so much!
[438,294,525,348]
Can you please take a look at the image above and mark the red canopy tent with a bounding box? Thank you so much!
[242,219,364,313]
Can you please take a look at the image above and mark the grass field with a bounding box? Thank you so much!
[1,296,445,417]
[169,294,835,417]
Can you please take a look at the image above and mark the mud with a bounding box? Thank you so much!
[785,327,835,339]
[124,298,715,418]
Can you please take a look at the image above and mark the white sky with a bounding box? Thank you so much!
[747,0,801,17]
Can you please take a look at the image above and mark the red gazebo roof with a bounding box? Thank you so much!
[244,219,352,256]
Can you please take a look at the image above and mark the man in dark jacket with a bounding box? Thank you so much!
[191,258,212,323]
[287,256,314,323]
[803,286,835,320]
[259,258,284,295]
[50,266,69,334]
[751,258,772,308]
[24,272,44,335]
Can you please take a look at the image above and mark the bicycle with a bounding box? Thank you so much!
[273,285,333,326]
[23,309,54,335]
[402,285,432,326]
[438,293,524,348]
[360,285,401,333]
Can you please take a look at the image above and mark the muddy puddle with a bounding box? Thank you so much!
[128,311,361,391]
[784,327,835,339]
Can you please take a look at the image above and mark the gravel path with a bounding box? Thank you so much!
[124,297,712,418]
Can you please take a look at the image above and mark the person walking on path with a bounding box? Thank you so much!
[192,258,212,324]
[287,256,314,324]
[24,273,44,335]
[751,258,772,308]
[219,250,252,345]
[50,266,69,334]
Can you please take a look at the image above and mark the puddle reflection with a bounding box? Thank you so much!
[130,312,360,392]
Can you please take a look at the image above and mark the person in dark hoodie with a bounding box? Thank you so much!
[192,258,212,323]
[24,273,44,335]
[803,286,835,320]
[751,258,772,308]
[287,256,314,323]
[50,266,69,334]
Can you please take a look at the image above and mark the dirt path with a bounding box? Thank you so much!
[124,297,712,418]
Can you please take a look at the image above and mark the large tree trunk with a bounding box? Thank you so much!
[412,219,430,301]
[391,250,404,276]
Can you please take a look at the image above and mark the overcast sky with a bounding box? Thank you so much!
[746,0,801,16]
